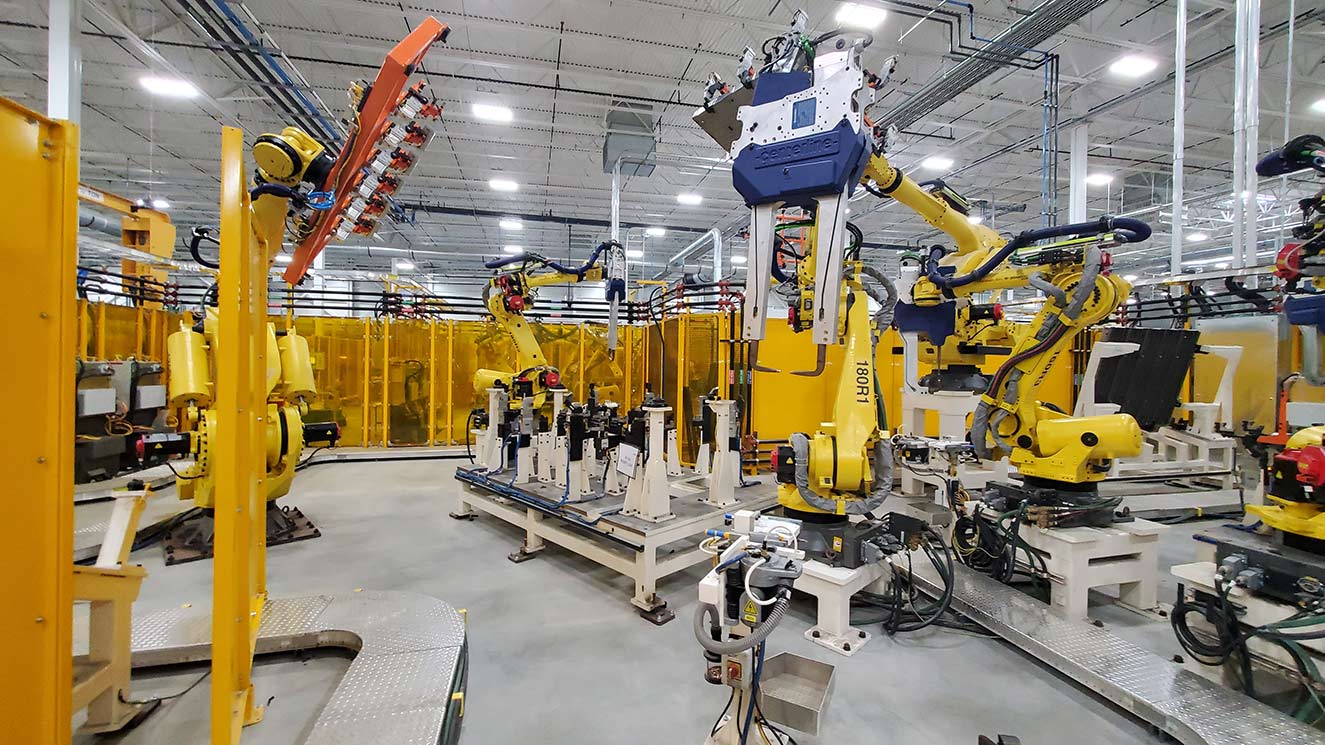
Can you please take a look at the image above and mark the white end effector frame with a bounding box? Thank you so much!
[733,42,873,350]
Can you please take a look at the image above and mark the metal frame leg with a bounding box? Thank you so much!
[508,508,546,563]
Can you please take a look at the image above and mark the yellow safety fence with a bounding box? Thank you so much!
[74,300,1078,454]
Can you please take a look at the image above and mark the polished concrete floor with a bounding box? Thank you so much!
[78,458,1207,745]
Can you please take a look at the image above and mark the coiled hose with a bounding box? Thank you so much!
[694,595,791,655]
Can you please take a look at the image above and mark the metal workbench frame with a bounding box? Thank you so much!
[452,466,776,623]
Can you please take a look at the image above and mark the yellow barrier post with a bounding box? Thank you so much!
[95,302,106,358]
[677,311,687,455]
[361,319,371,446]
[210,125,268,743]
[382,315,391,447]
[578,324,587,401]
[135,306,144,357]
[428,319,437,445]
[446,319,455,444]
[2,98,78,745]
[624,325,633,407]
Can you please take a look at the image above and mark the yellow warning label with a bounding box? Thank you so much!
[742,598,759,625]
[832,536,843,552]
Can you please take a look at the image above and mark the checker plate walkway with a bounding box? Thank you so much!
[914,563,1323,745]
[129,591,467,745]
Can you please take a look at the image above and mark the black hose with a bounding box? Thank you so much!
[188,227,220,269]
[927,216,1152,290]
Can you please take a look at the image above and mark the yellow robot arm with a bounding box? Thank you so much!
[168,127,332,507]
[776,222,899,516]
[860,151,1151,486]
[473,245,615,406]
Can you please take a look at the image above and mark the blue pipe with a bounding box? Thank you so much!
[456,468,621,527]
[207,0,341,146]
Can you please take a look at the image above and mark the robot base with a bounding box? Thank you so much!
[161,501,320,565]
[795,559,890,656]
[984,479,1122,528]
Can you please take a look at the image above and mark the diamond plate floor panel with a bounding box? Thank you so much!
[128,591,466,744]
[912,562,1323,745]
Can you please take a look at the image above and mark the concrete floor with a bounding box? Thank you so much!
[78,458,1212,745]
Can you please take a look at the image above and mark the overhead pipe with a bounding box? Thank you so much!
[1170,0,1187,275]
[79,209,121,237]
[1278,0,1297,257]
[653,228,722,280]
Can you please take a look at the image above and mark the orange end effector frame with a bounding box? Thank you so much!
[282,16,450,284]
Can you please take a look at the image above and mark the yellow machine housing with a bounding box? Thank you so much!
[776,220,890,515]
[863,152,1144,485]
[167,313,317,509]
[1248,426,1325,541]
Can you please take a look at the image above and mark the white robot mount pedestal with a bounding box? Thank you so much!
[623,405,676,522]
[704,399,741,508]
[475,387,508,472]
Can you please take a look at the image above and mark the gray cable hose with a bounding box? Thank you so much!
[694,596,790,655]
[785,432,891,515]
[1028,272,1066,305]
[859,264,899,329]
[1063,244,1101,321]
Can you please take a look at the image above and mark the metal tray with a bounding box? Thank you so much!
[758,652,834,735]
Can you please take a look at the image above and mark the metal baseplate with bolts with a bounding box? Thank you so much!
[127,591,468,745]
[911,562,1322,745]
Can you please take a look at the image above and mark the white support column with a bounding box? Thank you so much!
[1242,0,1261,273]
[1068,124,1088,222]
[1232,0,1261,271]
[48,0,83,125]
[1171,0,1187,275]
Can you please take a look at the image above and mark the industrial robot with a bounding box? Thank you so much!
[468,243,638,492]
[474,241,625,407]
[157,121,441,562]
[699,9,1150,572]
[1250,134,1325,546]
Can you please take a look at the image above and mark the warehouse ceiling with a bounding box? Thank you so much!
[3,0,1325,285]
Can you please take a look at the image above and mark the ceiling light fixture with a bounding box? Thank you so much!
[626,249,645,259]
[730,255,747,264]
[921,156,954,171]
[140,75,200,98]
[1123,274,1138,282]
[151,198,171,210]
[489,178,519,192]
[471,103,514,122]
[1108,55,1158,78]
[503,245,524,254]
[499,219,523,231]
[394,260,415,272]
[1215,262,1230,270]
[677,193,703,206]
[1185,231,1209,242]
[1085,173,1114,186]
[835,2,888,29]
[645,227,666,237]
[1312,98,1325,114]
[275,254,293,264]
